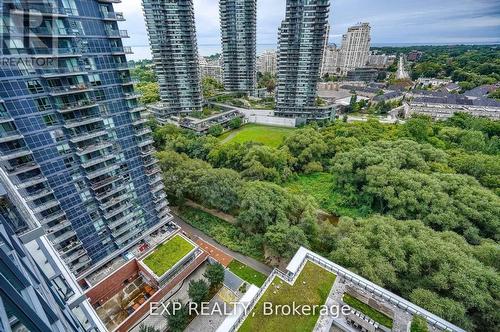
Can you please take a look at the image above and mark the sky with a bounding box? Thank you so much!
[116,0,500,60]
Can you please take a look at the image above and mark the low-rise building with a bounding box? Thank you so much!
[220,247,465,332]
[405,95,500,120]
[346,68,379,82]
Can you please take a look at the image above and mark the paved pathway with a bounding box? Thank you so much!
[196,238,233,267]
[172,214,273,275]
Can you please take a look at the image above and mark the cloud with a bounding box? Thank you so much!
[117,0,500,60]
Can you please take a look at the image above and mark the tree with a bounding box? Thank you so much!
[203,262,225,289]
[139,325,160,332]
[328,216,500,331]
[228,117,243,129]
[240,145,294,183]
[165,301,189,332]
[283,128,328,171]
[188,279,209,305]
[136,82,160,104]
[264,222,309,258]
[194,168,242,212]
[208,124,223,137]
[410,316,429,332]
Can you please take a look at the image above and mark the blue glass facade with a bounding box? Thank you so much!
[0,0,171,277]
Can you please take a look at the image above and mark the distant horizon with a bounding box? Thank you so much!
[127,42,499,61]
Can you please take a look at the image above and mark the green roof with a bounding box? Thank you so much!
[143,234,195,277]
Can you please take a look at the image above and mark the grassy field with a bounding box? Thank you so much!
[219,124,295,148]
[284,172,366,218]
[239,261,336,332]
[143,234,194,276]
[227,260,267,287]
[342,293,394,329]
[177,206,264,261]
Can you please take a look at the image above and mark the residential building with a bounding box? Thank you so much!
[275,0,334,120]
[346,67,379,82]
[367,51,395,68]
[407,50,424,62]
[339,22,371,75]
[321,44,341,76]
[142,0,203,118]
[0,177,105,332]
[0,0,171,278]
[404,95,500,120]
[220,247,466,332]
[200,57,224,83]
[220,0,257,95]
[257,50,277,75]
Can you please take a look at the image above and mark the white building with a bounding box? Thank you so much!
[405,96,500,120]
[321,44,341,76]
[257,50,277,74]
[339,22,371,75]
[367,51,395,68]
[200,56,224,82]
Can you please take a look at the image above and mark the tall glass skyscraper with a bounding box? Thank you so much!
[220,0,257,95]
[0,0,171,277]
[142,0,203,121]
[275,0,333,120]
[0,179,105,331]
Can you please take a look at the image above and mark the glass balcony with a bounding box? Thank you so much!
[123,92,141,100]
[105,29,129,38]
[0,112,13,124]
[114,226,142,246]
[103,202,132,220]
[132,117,148,126]
[55,99,97,113]
[145,166,160,176]
[4,161,39,175]
[95,181,128,201]
[148,174,162,185]
[111,219,139,238]
[85,164,120,180]
[91,175,119,190]
[63,249,87,265]
[81,154,115,168]
[137,138,154,148]
[69,256,92,272]
[99,192,130,210]
[32,199,60,214]
[153,192,167,203]
[97,0,122,4]
[69,128,108,143]
[41,66,86,78]
[26,188,53,201]
[40,210,66,225]
[76,141,112,156]
[154,200,168,212]
[16,174,47,189]
[134,127,152,137]
[111,46,133,55]
[10,4,69,17]
[31,47,80,57]
[0,130,23,143]
[151,182,165,193]
[46,220,71,234]
[102,12,125,21]
[48,83,93,96]
[51,229,77,244]
[57,240,83,256]
[107,211,136,229]
[63,114,103,129]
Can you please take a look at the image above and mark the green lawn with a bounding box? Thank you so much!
[227,260,267,287]
[219,124,295,148]
[177,206,264,261]
[284,172,367,218]
[342,293,394,329]
[239,262,336,332]
[143,234,195,277]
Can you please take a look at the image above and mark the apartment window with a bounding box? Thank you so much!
[42,114,57,126]
[35,98,52,112]
[27,80,44,94]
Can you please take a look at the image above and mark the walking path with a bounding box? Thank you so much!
[172,214,273,275]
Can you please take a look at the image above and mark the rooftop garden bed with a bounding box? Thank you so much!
[143,234,195,277]
[239,261,336,332]
[342,293,394,329]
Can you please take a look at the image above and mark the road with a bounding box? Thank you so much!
[396,55,410,80]
[171,213,273,275]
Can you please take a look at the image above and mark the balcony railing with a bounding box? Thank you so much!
[42,66,86,78]
[16,175,47,189]
[81,153,115,168]
[105,29,129,38]
[0,130,23,143]
[0,147,31,161]
[69,128,108,143]
[48,83,92,96]
[63,115,103,129]
[10,4,69,16]
[76,141,112,156]
[84,163,120,180]
[102,12,124,20]
[111,46,133,54]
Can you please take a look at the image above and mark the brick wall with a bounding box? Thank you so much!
[85,259,139,306]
